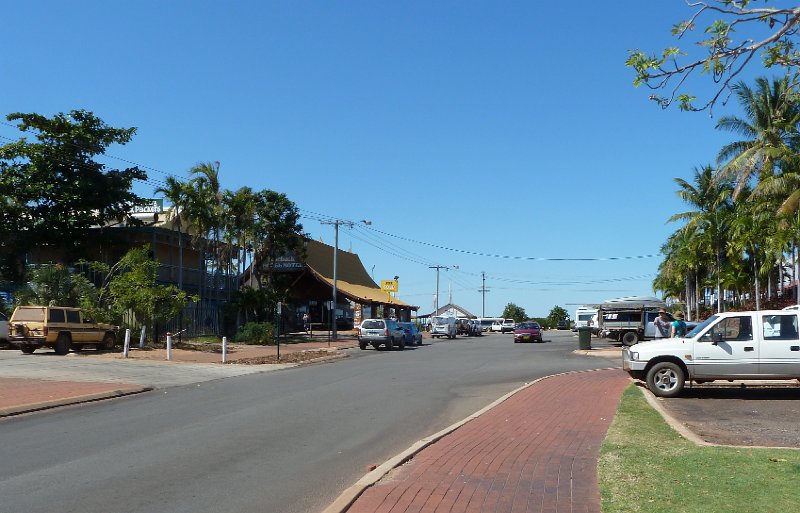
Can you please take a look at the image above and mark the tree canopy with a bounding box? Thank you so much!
[501,302,527,323]
[0,110,147,278]
[627,2,800,112]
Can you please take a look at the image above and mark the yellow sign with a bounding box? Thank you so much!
[381,280,398,293]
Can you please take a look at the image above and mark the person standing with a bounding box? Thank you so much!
[302,312,310,333]
[671,311,687,338]
[654,308,671,339]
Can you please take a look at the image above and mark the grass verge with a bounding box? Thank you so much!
[599,385,800,513]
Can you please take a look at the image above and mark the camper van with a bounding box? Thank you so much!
[573,307,598,334]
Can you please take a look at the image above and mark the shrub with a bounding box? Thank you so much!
[235,322,275,345]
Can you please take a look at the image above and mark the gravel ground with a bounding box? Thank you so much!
[657,384,800,447]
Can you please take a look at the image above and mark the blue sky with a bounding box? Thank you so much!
[1,1,768,318]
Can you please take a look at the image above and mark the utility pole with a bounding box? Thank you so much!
[321,219,371,340]
[429,265,449,315]
[478,271,490,317]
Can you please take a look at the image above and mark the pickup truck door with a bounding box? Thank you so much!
[692,314,759,378]
[759,313,800,377]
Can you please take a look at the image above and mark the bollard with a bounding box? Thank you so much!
[123,329,131,358]
[222,336,227,363]
[139,326,146,349]
[166,333,172,361]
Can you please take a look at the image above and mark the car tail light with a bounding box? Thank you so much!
[42,326,48,336]
[384,328,389,336]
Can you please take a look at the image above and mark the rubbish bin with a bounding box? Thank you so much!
[578,327,592,350]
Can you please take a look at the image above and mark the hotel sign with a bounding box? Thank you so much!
[381,280,398,293]
[269,254,304,271]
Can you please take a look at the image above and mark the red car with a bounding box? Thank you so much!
[513,321,543,343]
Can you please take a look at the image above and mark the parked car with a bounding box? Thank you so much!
[8,305,118,354]
[501,319,516,333]
[513,321,543,343]
[358,318,406,350]
[623,309,800,397]
[430,315,457,339]
[468,319,483,336]
[398,322,423,346]
[490,320,503,333]
[556,320,568,330]
[456,318,472,336]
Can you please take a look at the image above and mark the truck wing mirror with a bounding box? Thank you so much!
[712,332,724,345]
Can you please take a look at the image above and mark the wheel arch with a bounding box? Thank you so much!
[643,355,688,379]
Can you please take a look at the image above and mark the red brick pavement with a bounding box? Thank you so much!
[346,369,630,513]
[0,377,149,417]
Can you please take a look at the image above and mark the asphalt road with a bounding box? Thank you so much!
[0,330,618,513]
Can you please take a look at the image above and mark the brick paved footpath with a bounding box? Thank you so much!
[0,378,150,417]
[346,368,630,513]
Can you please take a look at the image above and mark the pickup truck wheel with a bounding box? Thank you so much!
[20,345,36,354]
[359,340,367,350]
[54,334,71,355]
[622,331,639,346]
[98,332,116,351]
[646,361,685,398]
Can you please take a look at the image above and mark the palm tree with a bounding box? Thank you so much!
[155,177,190,290]
[669,165,734,312]
[716,76,800,198]
[184,161,224,301]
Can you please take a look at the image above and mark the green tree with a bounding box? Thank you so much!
[14,264,97,310]
[716,76,800,197]
[0,110,147,278]
[98,245,192,337]
[501,303,527,323]
[546,306,569,328]
[627,2,800,112]
[668,165,734,312]
[155,176,192,290]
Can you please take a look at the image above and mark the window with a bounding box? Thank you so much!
[48,309,66,323]
[361,320,385,329]
[701,316,752,342]
[66,310,81,324]
[762,314,799,340]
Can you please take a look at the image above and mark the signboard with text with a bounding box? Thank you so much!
[381,280,398,293]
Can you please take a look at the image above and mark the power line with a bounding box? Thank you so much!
[360,223,659,262]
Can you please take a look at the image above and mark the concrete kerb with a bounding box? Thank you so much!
[0,385,153,418]
[321,367,619,513]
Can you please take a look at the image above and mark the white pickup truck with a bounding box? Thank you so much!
[623,309,800,397]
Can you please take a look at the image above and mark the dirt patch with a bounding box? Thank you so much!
[657,384,800,447]
[229,349,342,365]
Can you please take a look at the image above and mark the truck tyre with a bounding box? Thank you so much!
[98,332,116,351]
[20,345,36,354]
[622,331,639,346]
[646,361,685,398]
[359,340,367,350]
[54,333,71,355]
